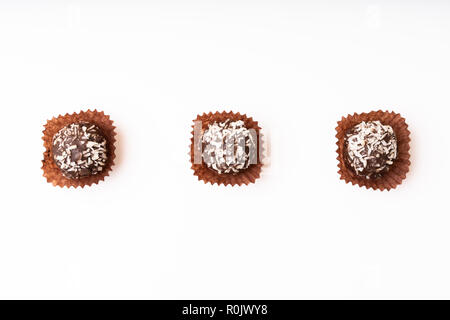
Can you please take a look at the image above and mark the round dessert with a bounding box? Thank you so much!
[52,122,108,179]
[201,119,256,174]
[344,120,397,179]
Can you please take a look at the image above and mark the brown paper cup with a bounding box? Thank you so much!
[42,110,117,188]
[336,110,411,191]
[190,111,263,186]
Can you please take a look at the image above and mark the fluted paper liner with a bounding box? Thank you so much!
[190,111,263,186]
[42,110,116,188]
[336,110,410,191]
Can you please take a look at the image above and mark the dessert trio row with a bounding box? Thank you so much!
[42,110,410,191]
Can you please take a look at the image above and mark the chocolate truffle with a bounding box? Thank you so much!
[344,120,397,179]
[52,122,108,179]
[201,119,256,174]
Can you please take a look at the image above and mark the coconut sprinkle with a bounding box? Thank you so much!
[52,122,108,179]
[344,120,397,179]
[201,120,256,174]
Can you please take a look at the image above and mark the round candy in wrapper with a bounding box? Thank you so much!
[42,110,117,188]
[52,122,108,179]
[336,110,410,191]
[344,120,397,179]
[190,111,263,186]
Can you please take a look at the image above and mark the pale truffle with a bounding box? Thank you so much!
[344,120,397,179]
[201,120,256,174]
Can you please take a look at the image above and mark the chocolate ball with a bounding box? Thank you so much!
[344,120,397,179]
[52,122,108,179]
[201,120,256,174]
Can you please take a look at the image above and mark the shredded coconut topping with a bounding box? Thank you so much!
[52,122,108,179]
[344,120,397,179]
[201,120,256,174]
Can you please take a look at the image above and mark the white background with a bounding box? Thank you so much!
[0,0,449,299]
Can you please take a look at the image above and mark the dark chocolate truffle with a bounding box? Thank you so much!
[52,122,108,179]
[344,120,397,179]
[201,119,256,174]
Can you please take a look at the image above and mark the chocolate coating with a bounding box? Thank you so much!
[201,120,256,174]
[52,122,108,179]
[344,120,397,179]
